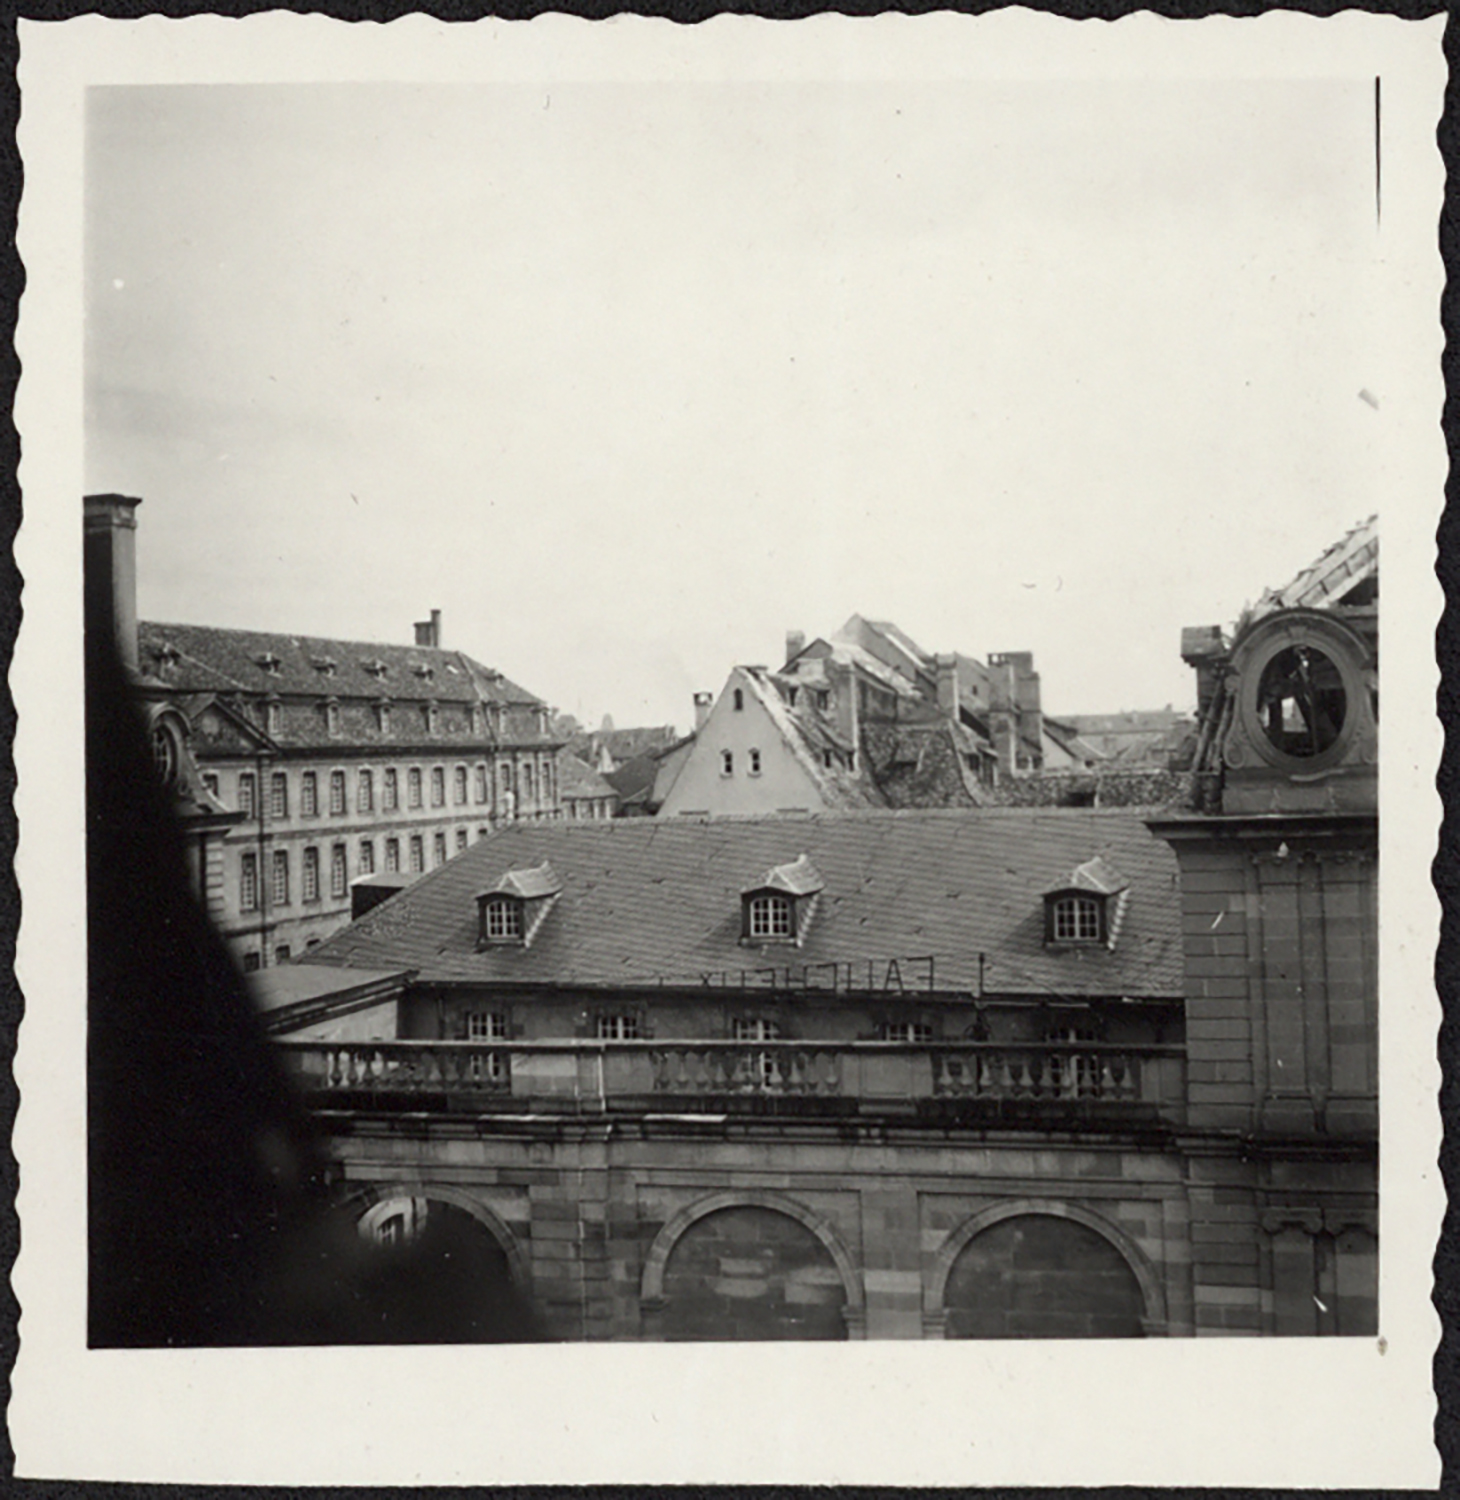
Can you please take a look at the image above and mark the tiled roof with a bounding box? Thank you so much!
[557,751,618,802]
[304,808,1183,999]
[137,621,544,707]
[740,669,883,811]
[1252,515,1378,618]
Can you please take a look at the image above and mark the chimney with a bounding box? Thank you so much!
[693,691,713,731]
[84,494,142,674]
[785,629,806,666]
[414,609,442,648]
[934,653,959,719]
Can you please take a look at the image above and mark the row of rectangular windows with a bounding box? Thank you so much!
[717,747,852,776]
[237,826,482,911]
[215,760,557,820]
[455,1012,933,1044]
[255,700,548,740]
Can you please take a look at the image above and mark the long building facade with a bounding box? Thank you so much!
[87,494,565,969]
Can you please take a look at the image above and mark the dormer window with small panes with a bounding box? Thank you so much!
[264,696,282,738]
[323,698,341,737]
[1042,856,1129,950]
[740,854,823,947]
[476,861,562,949]
[375,698,392,734]
[255,652,282,676]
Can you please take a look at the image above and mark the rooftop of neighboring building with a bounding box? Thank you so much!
[302,807,1182,998]
[137,619,547,709]
[557,750,619,802]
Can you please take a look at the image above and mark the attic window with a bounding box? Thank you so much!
[311,657,337,677]
[1042,856,1128,949]
[741,854,824,946]
[481,896,523,943]
[362,659,390,679]
[255,652,282,675]
[476,861,563,948]
[747,894,792,939]
[413,663,436,682]
[150,642,181,667]
[1051,896,1103,943]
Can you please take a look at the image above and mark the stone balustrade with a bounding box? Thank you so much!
[275,1038,1185,1119]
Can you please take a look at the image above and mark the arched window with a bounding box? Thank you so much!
[747,893,792,940]
[481,896,523,942]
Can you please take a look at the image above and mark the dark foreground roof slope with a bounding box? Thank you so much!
[304,809,1182,999]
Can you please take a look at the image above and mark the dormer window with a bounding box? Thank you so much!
[747,893,792,939]
[311,656,337,677]
[255,652,282,675]
[740,854,824,946]
[149,641,181,669]
[323,698,340,737]
[476,861,562,949]
[413,663,436,682]
[264,696,282,738]
[423,701,439,735]
[1051,895,1103,943]
[1042,856,1129,949]
[362,659,390,680]
[481,896,523,942]
[375,698,392,734]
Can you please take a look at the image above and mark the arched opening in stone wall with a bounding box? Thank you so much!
[944,1212,1146,1339]
[351,1195,536,1343]
[660,1205,848,1341]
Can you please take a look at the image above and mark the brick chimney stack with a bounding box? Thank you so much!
[414,609,442,647]
[84,494,142,674]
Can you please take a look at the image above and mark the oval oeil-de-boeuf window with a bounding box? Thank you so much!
[1255,644,1347,759]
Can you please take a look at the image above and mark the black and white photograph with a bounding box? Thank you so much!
[11,10,1446,1487]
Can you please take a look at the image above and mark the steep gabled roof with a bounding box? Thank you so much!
[738,668,883,811]
[137,621,544,708]
[304,808,1182,998]
[1251,515,1378,619]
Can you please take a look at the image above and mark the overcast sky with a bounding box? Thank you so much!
[85,79,1382,731]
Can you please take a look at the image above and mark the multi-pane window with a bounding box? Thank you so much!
[455,828,468,852]
[383,768,399,810]
[358,839,375,875]
[596,1014,641,1040]
[271,849,290,907]
[324,701,340,737]
[301,771,318,817]
[238,772,257,818]
[482,896,522,941]
[747,894,792,940]
[358,768,374,812]
[1052,896,1102,943]
[733,1016,782,1085]
[523,764,535,802]
[720,750,733,776]
[422,703,439,736]
[408,768,423,808]
[375,701,392,735]
[454,765,468,804]
[433,831,447,867]
[749,749,762,776]
[265,701,282,737]
[330,843,348,899]
[270,772,288,819]
[465,1010,508,1081]
[475,764,489,803]
[302,847,320,902]
[409,835,424,873]
[240,852,259,912]
[330,770,346,815]
[878,1021,934,1044]
[431,767,445,807]
[385,837,400,873]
